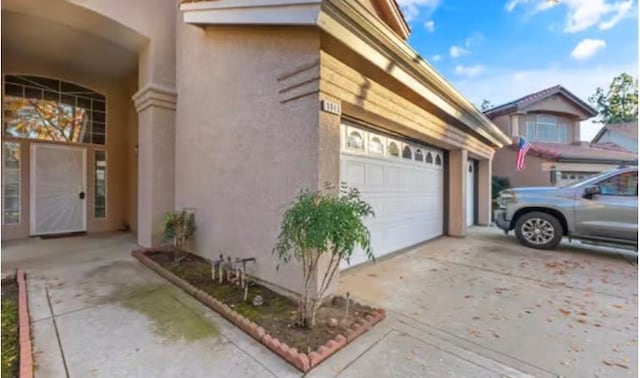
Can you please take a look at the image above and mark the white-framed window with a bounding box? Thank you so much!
[3,75,106,145]
[415,149,424,162]
[435,154,442,166]
[558,124,568,143]
[521,115,570,143]
[2,142,20,224]
[94,150,106,218]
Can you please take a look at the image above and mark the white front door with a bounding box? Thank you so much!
[466,160,475,227]
[340,124,444,269]
[30,144,86,235]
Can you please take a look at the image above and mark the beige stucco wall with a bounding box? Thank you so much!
[174,23,322,294]
[493,148,552,187]
[491,114,512,137]
[1,51,137,239]
[66,0,176,88]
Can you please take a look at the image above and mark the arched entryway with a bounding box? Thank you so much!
[1,1,150,240]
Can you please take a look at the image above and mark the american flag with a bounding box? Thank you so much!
[516,137,532,171]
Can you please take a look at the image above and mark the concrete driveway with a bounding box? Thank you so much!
[328,227,638,378]
[3,228,636,377]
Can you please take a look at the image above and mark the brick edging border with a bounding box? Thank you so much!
[132,249,385,372]
[17,269,33,378]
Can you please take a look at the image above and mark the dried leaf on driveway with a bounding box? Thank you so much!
[467,328,481,337]
[602,360,614,367]
[615,363,629,369]
[559,309,571,316]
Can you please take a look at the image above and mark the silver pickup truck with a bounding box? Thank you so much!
[495,166,638,250]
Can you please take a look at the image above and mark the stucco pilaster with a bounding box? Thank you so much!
[448,149,468,236]
[477,159,492,226]
[132,84,177,247]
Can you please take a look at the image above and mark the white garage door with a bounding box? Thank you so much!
[340,124,444,269]
[466,160,475,227]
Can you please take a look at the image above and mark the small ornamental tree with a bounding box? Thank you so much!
[274,184,374,328]
[161,209,196,265]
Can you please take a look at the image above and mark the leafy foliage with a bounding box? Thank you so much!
[480,99,493,111]
[589,73,638,124]
[492,176,511,200]
[274,183,374,328]
[4,97,89,143]
[162,209,196,265]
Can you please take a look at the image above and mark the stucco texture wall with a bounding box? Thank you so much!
[493,147,552,187]
[174,24,322,294]
[1,51,138,239]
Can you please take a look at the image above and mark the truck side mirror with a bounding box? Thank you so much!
[584,185,601,198]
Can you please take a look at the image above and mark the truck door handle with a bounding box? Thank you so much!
[79,191,86,200]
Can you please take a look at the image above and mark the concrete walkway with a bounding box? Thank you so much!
[3,233,299,378]
[3,229,636,377]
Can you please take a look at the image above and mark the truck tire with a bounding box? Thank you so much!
[514,211,563,250]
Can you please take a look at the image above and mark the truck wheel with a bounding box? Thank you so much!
[514,211,563,250]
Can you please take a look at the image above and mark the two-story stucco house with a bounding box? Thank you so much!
[1,0,511,297]
[485,85,637,188]
[592,121,639,153]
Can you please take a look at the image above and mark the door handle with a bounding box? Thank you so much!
[79,191,86,200]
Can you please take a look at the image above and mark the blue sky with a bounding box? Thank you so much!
[397,0,638,140]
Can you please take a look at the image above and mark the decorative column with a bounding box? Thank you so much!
[448,149,468,237]
[477,159,492,226]
[132,83,177,247]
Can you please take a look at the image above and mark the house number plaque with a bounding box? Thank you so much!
[321,99,342,115]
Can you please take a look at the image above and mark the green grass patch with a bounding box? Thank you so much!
[2,279,19,378]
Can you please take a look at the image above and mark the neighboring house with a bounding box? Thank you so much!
[591,121,638,153]
[1,0,510,297]
[484,85,637,188]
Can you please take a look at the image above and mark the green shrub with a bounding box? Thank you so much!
[274,184,374,328]
[162,209,196,265]
[492,176,511,200]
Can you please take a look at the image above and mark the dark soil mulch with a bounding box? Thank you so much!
[147,251,374,352]
[1,278,19,378]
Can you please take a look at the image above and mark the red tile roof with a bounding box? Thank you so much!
[509,140,637,163]
[484,85,597,119]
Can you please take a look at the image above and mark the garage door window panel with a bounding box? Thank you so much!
[402,146,412,159]
[388,141,400,157]
[369,136,384,155]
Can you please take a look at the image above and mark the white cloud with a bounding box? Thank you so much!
[455,64,485,77]
[432,54,443,61]
[451,62,637,140]
[506,0,634,32]
[449,46,468,58]
[599,0,634,29]
[396,0,440,22]
[464,33,485,47]
[571,39,607,60]
[506,0,527,12]
[424,20,435,32]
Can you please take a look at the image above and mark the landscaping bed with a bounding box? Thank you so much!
[2,278,19,378]
[134,249,386,371]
